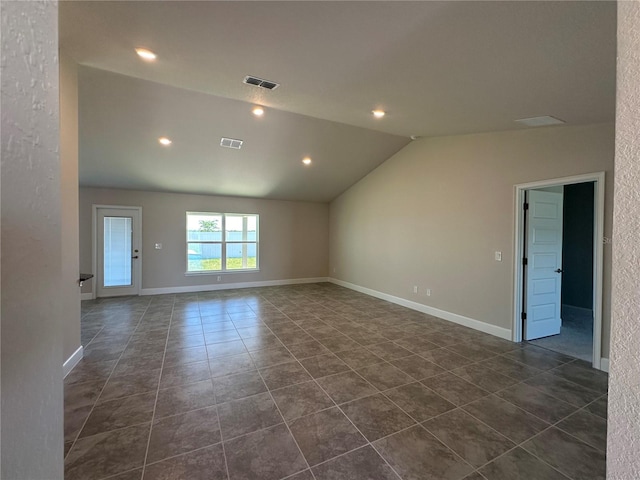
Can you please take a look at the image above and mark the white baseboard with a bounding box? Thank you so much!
[600,357,609,372]
[80,293,93,301]
[329,278,512,340]
[140,277,329,296]
[63,346,84,378]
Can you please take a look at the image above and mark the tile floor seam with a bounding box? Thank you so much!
[520,377,606,408]
[204,306,233,480]
[488,384,581,426]
[143,440,223,468]
[259,301,373,477]
[139,296,176,480]
[308,444,403,480]
[307,370,412,479]
[65,299,153,462]
[253,366,317,479]
[515,425,588,480]
[434,441,522,477]
[72,287,607,480]
[548,402,608,453]
[211,295,314,479]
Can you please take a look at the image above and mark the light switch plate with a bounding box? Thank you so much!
[495,251,502,261]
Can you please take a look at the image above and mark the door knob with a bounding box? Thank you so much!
[555,268,563,273]
[132,256,139,259]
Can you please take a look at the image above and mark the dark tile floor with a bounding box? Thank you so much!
[65,283,608,480]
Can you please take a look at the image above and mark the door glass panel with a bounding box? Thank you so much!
[103,216,133,287]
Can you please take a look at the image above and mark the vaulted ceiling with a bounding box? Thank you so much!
[60,1,616,202]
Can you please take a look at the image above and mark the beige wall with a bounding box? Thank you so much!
[60,53,81,362]
[79,188,329,293]
[1,1,64,477]
[329,123,614,357]
[608,2,640,477]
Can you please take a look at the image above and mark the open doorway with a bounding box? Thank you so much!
[513,172,605,370]
[526,182,594,361]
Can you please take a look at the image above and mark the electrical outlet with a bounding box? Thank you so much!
[154,243,162,250]
[217,276,221,282]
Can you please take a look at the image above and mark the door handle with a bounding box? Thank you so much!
[132,256,139,259]
[555,268,563,273]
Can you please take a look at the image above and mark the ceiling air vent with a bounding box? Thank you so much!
[243,75,279,90]
[220,137,243,149]
[514,116,565,127]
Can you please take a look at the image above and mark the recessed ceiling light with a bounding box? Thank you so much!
[252,106,265,117]
[302,157,312,166]
[135,48,157,61]
[514,115,565,127]
[372,110,386,118]
[158,137,172,146]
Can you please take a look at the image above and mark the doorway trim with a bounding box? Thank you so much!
[512,172,605,370]
[92,205,143,299]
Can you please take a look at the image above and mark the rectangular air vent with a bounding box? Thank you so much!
[220,137,243,149]
[243,75,279,90]
[514,116,565,127]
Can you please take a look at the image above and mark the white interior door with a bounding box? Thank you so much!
[96,207,142,297]
[524,190,564,340]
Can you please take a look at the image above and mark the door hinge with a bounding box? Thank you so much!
[523,202,529,211]
[522,257,528,266]
[521,312,527,321]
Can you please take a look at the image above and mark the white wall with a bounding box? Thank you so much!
[79,188,329,294]
[1,1,64,477]
[330,123,614,356]
[607,2,640,478]
[60,53,82,363]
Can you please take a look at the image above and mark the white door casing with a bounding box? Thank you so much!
[524,190,564,340]
[513,172,605,370]
[95,206,142,297]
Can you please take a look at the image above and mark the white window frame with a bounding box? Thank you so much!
[186,212,259,274]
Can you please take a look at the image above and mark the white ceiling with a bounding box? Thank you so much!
[60,1,616,202]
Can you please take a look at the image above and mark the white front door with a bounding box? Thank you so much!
[96,207,142,297]
[524,190,564,340]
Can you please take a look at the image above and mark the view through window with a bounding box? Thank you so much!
[186,212,259,272]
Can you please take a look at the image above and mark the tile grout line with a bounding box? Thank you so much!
[203,294,241,480]
[75,286,606,480]
[269,303,415,479]
[65,298,154,464]
[139,295,177,479]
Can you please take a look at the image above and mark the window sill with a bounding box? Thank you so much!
[184,270,260,276]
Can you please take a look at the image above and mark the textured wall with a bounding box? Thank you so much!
[1,1,64,478]
[79,188,329,293]
[330,123,614,356]
[608,2,640,478]
[60,53,81,362]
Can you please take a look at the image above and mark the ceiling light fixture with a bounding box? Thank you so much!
[302,157,312,166]
[252,106,265,117]
[372,110,386,118]
[135,48,157,61]
[158,137,172,146]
